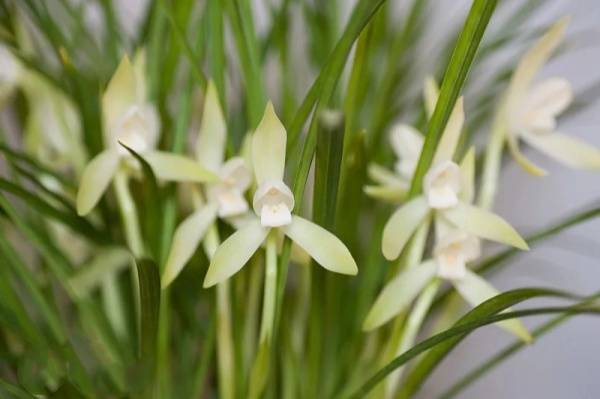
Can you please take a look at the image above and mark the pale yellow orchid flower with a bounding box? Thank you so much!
[202,102,357,288]
[504,17,600,175]
[381,98,528,261]
[76,53,215,215]
[365,149,531,342]
[161,82,253,288]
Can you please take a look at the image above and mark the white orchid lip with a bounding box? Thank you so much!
[434,231,480,280]
[208,157,252,218]
[390,124,424,180]
[253,179,295,227]
[423,160,462,209]
[112,104,159,156]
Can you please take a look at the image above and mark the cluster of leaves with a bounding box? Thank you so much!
[0,0,599,398]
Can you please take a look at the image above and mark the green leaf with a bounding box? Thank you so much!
[120,143,162,260]
[439,290,600,399]
[136,258,161,385]
[347,288,590,398]
[0,178,107,244]
[0,379,37,399]
[408,0,498,196]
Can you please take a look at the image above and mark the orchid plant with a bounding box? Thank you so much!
[2,2,600,399]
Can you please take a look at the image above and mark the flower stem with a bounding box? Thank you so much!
[113,170,143,333]
[478,104,506,210]
[204,224,235,399]
[260,230,278,344]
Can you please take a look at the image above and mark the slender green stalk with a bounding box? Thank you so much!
[204,225,235,399]
[408,0,498,197]
[260,231,279,344]
[439,292,600,399]
[477,101,506,209]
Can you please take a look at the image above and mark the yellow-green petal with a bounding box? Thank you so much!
[432,96,465,165]
[423,76,439,118]
[505,17,569,118]
[443,202,528,250]
[76,150,120,215]
[143,151,218,182]
[454,270,533,343]
[162,204,218,288]
[506,130,547,176]
[521,131,600,170]
[382,196,430,261]
[102,55,137,133]
[367,163,404,186]
[363,260,437,331]
[459,146,476,203]
[203,219,268,288]
[196,81,227,171]
[364,185,407,203]
[252,102,287,184]
[283,215,357,275]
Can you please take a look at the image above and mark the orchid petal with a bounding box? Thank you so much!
[132,48,148,102]
[102,55,137,133]
[505,17,569,117]
[196,81,227,171]
[162,204,218,288]
[443,202,528,250]
[432,97,465,165]
[252,102,287,184]
[143,151,218,182]
[76,150,120,215]
[459,146,476,203]
[283,216,357,275]
[525,78,573,122]
[363,260,437,331]
[367,163,405,186]
[521,131,600,170]
[203,219,268,287]
[364,185,407,203]
[506,130,547,176]
[454,270,533,342]
[423,76,439,118]
[382,196,430,261]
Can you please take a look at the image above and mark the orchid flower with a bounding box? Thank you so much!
[76,53,216,215]
[0,44,21,107]
[504,17,600,175]
[381,97,528,262]
[364,78,439,203]
[161,82,253,287]
[202,102,357,288]
[364,149,532,342]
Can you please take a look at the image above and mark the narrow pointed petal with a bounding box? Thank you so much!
[432,97,465,165]
[252,102,287,184]
[382,196,430,261]
[454,270,533,342]
[367,163,405,186]
[459,147,476,203]
[162,204,218,288]
[76,150,120,215]
[196,81,226,170]
[423,76,439,118]
[363,260,437,331]
[443,202,528,250]
[203,219,268,287]
[283,216,357,275]
[364,185,407,203]
[506,131,547,176]
[132,48,148,102]
[521,131,600,170]
[102,55,137,129]
[505,17,569,116]
[143,151,218,182]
